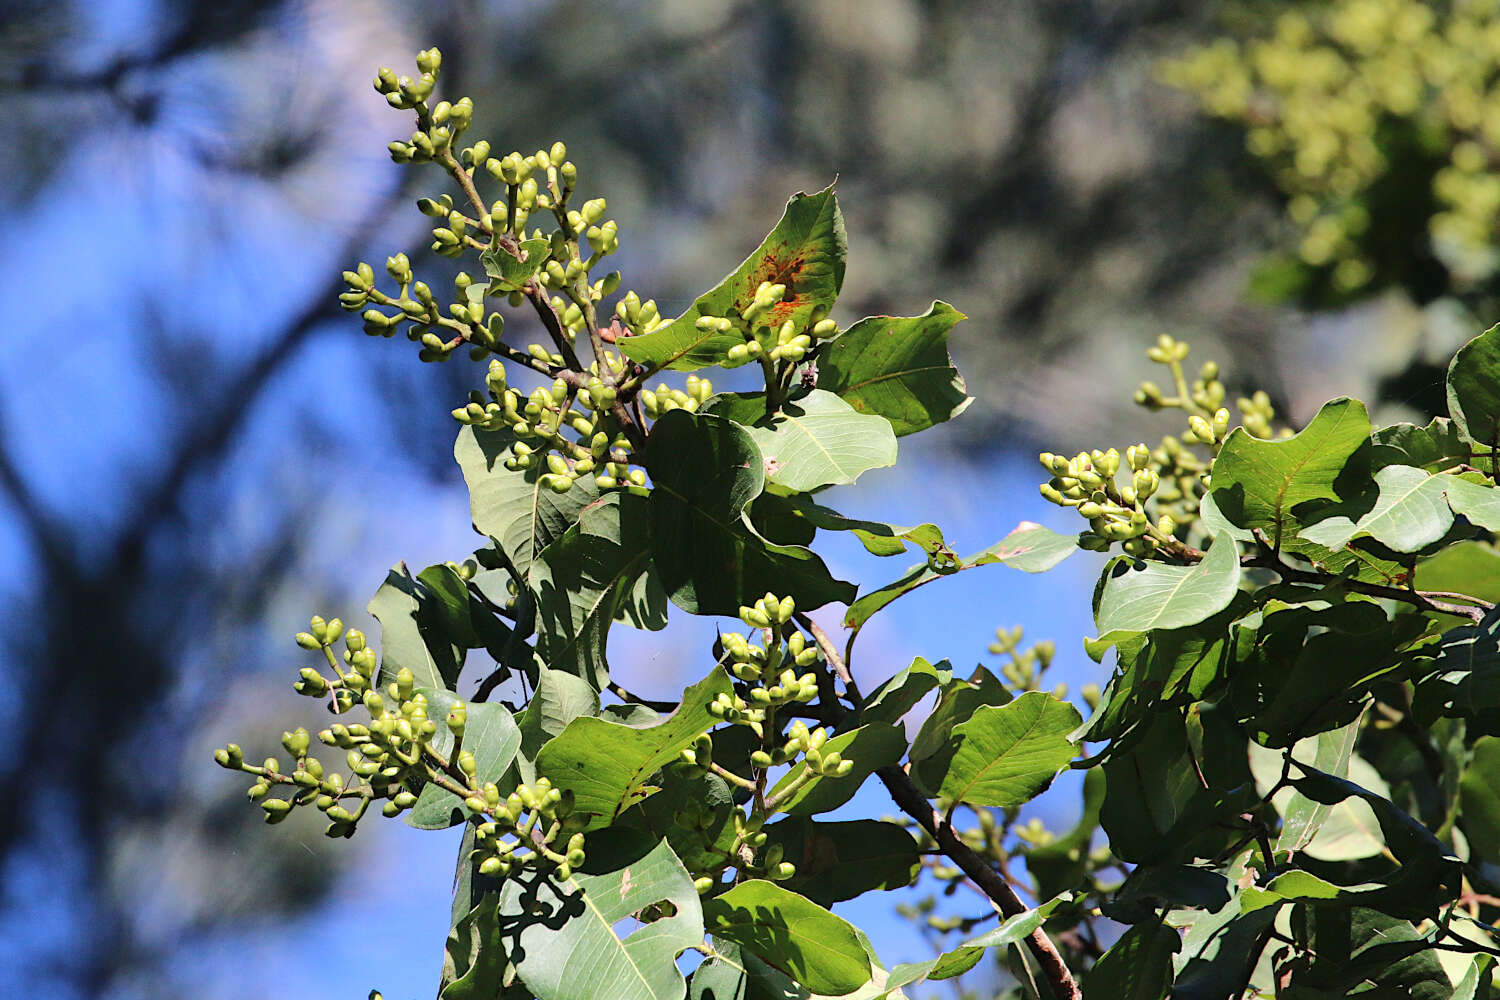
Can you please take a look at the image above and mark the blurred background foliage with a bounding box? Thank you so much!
[0,0,1492,997]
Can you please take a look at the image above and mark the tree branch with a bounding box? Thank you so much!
[875,763,1082,1000]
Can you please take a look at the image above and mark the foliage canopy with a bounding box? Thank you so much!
[218,46,1500,1000]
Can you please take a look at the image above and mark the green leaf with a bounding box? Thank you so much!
[615,762,736,874]
[531,492,664,689]
[1171,893,1275,1000]
[760,817,921,906]
[408,687,522,829]
[910,666,1013,789]
[481,236,550,291]
[737,390,898,492]
[1081,920,1179,1000]
[368,563,465,691]
[440,893,529,999]
[756,490,956,558]
[498,838,703,1000]
[767,722,907,815]
[536,668,733,829]
[1414,609,1500,720]
[516,667,601,760]
[1452,954,1496,1000]
[1286,765,1461,916]
[1100,710,1256,866]
[1372,417,1476,473]
[1210,397,1372,547]
[816,301,972,437]
[703,881,872,995]
[646,410,854,616]
[843,521,1076,631]
[1287,908,1451,999]
[1237,598,1430,747]
[1448,322,1500,448]
[456,424,601,581]
[1298,464,1455,553]
[1446,474,1500,531]
[1461,735,1500,865]
[691,939,894,1000]
[1415,540,1500,605]
[858,657,953,725]
[1274,716,1362,855]
[1093,535,1242,647]
[621,186,845,372]
[932,692,1082,808]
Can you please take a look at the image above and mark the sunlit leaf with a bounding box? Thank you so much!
[817,301,971,437]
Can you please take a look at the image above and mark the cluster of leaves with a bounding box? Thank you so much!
[218,45,1500,1000]
[1159,0,1500,302]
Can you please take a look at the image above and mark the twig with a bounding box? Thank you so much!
[809,647,1081,999]
[794,612,863,705]
[875,764,1082,1000]
[607,682,677,713]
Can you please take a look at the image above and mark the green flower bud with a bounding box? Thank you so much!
[694,876,715,895]
[296,631,321,650]
[281,728,311,759]
[262,798,293,818]
[771,861,797,880]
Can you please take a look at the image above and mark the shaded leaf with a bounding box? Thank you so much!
[368,563,465,691]
[408,687,522,829]
[456,424,601,581]
[1372,417,1475,473]
[1081,920,1179,1000]
[858,657,954,725]
[1414,609,1500,721]
[531,492,664,689]
[1299,464,1455,553]
[646,410,854,615]
[1448,322,1500,448]
[1461,735,1500,865]
[817,301,971,436]
[499,838,703,1000]
[767,722,907,815]
[703,881,871,995]
[536,668,732,829]
[761,817,921,906]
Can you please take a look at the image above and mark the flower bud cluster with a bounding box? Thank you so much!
[614,289,669,337]
[708,595,822,738]
[217,616,455,837]
[344,252,515,365]
[469,775,587,881]
[1159,1,1500,287]
[988,626,1065,700]
[449,359,649,493]
[218,615,585,881]
[1039,336,1284,557]
[697,282,839,371]
[638,374,712,421]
